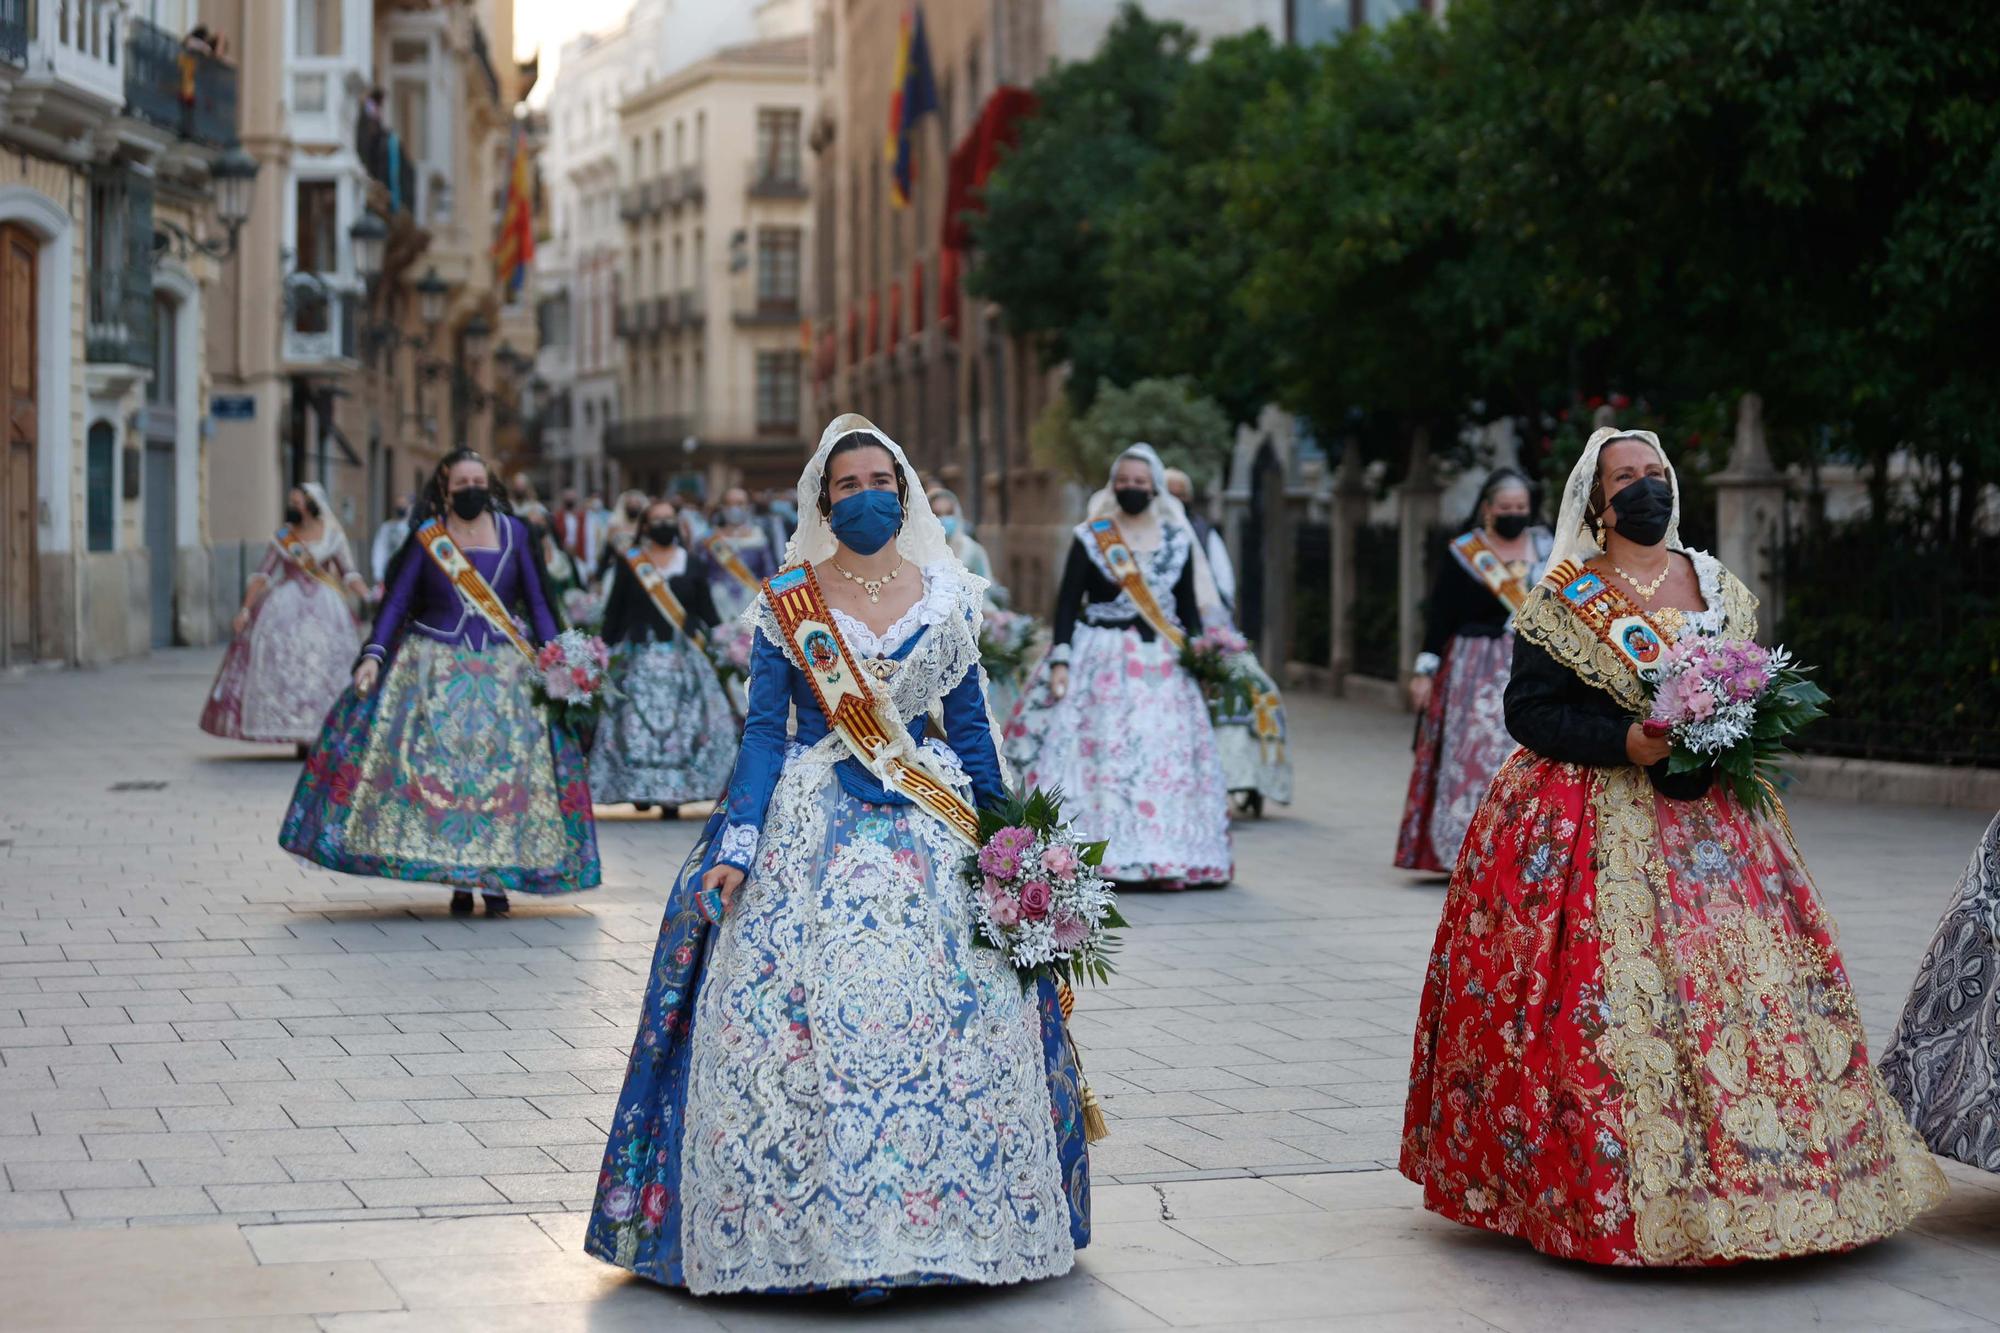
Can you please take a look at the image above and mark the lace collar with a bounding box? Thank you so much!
[830,560,963,658]
[1681,549,1729,637]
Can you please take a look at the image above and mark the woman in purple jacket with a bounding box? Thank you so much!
[281,450,601,915]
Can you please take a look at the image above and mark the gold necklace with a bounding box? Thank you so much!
[830,558,904,604]
[1613,559,1671,599]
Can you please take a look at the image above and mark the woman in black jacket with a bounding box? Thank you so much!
[588,498,737,814]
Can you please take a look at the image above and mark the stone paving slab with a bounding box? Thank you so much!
[6,647,2000,1328]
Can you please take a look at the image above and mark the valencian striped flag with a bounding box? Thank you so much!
[492,121,536,295]
[885,4,939,207]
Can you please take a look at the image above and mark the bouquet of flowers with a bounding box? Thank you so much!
[965,788,1126,988]
[1179,624,1256,719]
[705,620,756,690]
[1644,637,1828,811]
[562,586,603,631]
[978,608,1041,685]
[533,628,615,725]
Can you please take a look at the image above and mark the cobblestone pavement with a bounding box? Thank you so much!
[5,648,2000,1330]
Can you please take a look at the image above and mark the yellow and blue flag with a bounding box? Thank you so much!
[885,5,939,208]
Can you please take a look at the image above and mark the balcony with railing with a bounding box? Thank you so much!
[618,185,646,223]
[6,0,125,138]
[674,288,705,329]
[357,113,420,218]
[122,18,237,148]
[736,290,801,327]
[746,156,807,200]
[606,415,696,456]
[282,279,362,370]
[87,263,153,367]
[674,163,704,209]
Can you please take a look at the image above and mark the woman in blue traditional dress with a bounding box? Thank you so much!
[585,415,1091,1298]
[1394,468,1554,871]
[280,449,600,917]
[589,496,736,812]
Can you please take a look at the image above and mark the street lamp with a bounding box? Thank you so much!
[462,313,493,364]
[348,213,388,287]
[157,143,261,261]
[416,267,448,330]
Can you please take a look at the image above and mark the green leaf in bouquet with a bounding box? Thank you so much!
[1080,838,1110,868]
[1665,746,1709,775]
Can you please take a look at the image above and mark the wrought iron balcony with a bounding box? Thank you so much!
[357,113,419,217]
[675,289,705,328]
[123,17,239,146]
[606,416,695,454]
[674,163,704,208]
[0,0,28,68]
[746,157,807,199]
[735,293,801,327]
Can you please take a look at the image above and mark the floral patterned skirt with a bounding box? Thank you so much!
[1400,751,1944,1266]
[584,762,1090,1294]
[1211,652,1293,805]
[1880,812,2000,1170]
[1394,632,1514,872]
[279,637,600,894]
[1003,624,1232,885]
[588,639,737,806]
[200,575,359,744]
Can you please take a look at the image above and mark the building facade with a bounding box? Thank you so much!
[0,0,238,666]
[608,31,812,500]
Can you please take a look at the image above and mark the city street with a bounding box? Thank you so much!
[4,648,2000,1330]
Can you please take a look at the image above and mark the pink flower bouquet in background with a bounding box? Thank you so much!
[965,787,1126,987]
[533,628,615,725]
[978,608,1041,686]
[562,587,603,631]
[1643,637,1827,810]
[1179,624,1255,719]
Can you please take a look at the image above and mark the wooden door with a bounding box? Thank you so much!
[0,224,37,666]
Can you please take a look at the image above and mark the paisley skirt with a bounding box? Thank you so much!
[279,637,600,894]
[201,573,358,744]
[1880,811,2000,1170]
[1401,752,1944,1265]
[589,639,737,806]
[1003,624,1232,885]
[584,754,1090,1294]
[1394,632,1514,872]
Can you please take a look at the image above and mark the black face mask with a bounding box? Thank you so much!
[284,505,304,526]
[1114,487,1152,516]
[1491,513,1530,540]
[646,522,679,547]
[450,486,490,521]
[1608,476,1673,547]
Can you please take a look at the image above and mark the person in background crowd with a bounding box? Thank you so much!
[520,503,586,604]
[926,486,1004,607]
[753,489,792,568]
[1165,467,1236,613]
[281,449,601,917]
[700,485,777,621]
[590,490,653,589]
[370,493,413,589]
[1394,468,1553,872]
[554,489,590,562]
[589,497,735,814]
[1006,444,1232,888]
[202,483,366,756]
[1401,427,1943,1265]
[584,492,612,568]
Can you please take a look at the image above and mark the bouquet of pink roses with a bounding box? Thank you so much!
[978,608,1041,686]
[705,620,756,689]
[1179,624,1255,719]
[533,628,616,725]
[966,787,1126,987]
[562,586,603,631]
[1645,637,1827,811]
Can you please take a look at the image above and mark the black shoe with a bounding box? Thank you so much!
[482,893,510,918]
[632,801,654,812]
[449,890,474,916]
[294,742,309,761]
[660,804,679,821]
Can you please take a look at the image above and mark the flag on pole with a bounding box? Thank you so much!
[493,122,536,296]
[885,5,939,208]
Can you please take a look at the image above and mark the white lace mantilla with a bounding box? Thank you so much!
[681,560,1069,1293]
[1075,521,1191,628]
[1679,549,1729,638]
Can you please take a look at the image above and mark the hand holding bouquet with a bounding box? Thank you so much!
[1179,624,1255,720]
[534,628,616,725]
[1644,637,1828,810]
[966,787,1126,988]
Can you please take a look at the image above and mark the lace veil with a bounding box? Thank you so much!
[784,413,961,576]
[1546,426,1686,577]
[299,481,350,559]
[1084,442,1221,623]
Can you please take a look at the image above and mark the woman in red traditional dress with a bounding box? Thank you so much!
[1400,427,1944,1266]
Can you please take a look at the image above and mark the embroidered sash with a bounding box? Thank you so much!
[705,533,762,594]
[624,547,705,651]
[1086,518,1185,650]
[763,562,982,848]
[275,526,345,594]
[1449,530,1533,616]
[413,518,539,666]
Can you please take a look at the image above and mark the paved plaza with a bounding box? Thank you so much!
[4,648,2000,1330]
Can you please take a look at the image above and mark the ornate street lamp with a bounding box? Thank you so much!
[157,144,261,261]
[348,213,388,286]
[416,267,449,330]
[462,313,493,364]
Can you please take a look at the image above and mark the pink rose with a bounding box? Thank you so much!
[640,1182,667,1225]
[987,892,1022,928]
[1040,844,1079,878]
[1020,880,1052,921]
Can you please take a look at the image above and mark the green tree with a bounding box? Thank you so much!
[1063,377,1233,487]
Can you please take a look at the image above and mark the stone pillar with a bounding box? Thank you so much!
[1327,445,1366,694]
[1396,427,1440,689]
[1710,392,1787,641]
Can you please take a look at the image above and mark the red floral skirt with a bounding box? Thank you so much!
[1400,751,1944,1266]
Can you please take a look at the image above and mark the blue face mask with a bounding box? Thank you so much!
[940,515,962,538]
[829,489,903,556]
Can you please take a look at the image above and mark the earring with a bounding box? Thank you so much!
[1592,518,1605,548]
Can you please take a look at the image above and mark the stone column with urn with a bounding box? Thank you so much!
[1327,445,1367,695]
[1396,428,1441,692]
[1710,392,1788,643]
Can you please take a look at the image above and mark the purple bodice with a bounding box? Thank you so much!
[363,514,557,659]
